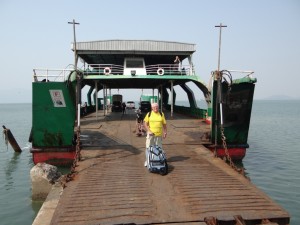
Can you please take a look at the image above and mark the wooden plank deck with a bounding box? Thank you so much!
[50,109,289,225]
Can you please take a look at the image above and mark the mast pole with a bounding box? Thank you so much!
[68,19,81,162]
[214,23,227,156]
[68,19,80,69]
[68,19,80,117]
[215,23,227,72]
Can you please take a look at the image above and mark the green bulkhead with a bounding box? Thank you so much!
[32,81,76,148]
[140,94,158,103]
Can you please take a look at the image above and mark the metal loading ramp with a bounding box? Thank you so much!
[50,111,289,225]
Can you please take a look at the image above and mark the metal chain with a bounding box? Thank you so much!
[61,127,81,187]
[61,69,82,187]
[216,70,247,178]
[220,127,246,177]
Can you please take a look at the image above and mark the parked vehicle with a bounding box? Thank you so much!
[126,101,135,109]
[140,101,151,113]
[112,94,123,112]
[112,94,122,103]
[112,101,122,112]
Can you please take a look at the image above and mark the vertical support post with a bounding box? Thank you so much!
[109,88,111,112]
[105,86,108,115]
[152,88,154,103]
[157,89,160,105]
[157,85,163,111]
[103,84,106,116]
[170,81,174,119]
[95,81,98,121]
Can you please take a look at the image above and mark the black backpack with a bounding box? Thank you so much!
[147,111,163,118]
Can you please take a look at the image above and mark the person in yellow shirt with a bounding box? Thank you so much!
[143,102,167,166]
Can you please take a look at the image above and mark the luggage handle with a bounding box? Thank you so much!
[150,146,162,156]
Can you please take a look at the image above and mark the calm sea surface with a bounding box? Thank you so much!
[0,101,299,225]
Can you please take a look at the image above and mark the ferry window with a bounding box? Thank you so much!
[126,59,144,68]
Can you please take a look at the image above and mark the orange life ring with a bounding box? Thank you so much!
[157,68,164,75]
[103,67,111,75]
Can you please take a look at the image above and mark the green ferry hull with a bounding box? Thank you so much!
[30,40,257,165]
[209,76,257,160]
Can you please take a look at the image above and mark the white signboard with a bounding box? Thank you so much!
[49,90,66,107]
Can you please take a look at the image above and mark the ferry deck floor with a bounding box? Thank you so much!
[49,109,289,225]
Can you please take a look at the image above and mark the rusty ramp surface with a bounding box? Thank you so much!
[50,111,289,225]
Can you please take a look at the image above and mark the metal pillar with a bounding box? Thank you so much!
[103,84,106,116]
[170,81,174,118]
[95,81,98,121]
[105,86,108,115]
[109,88,111,112]
[152,89,154,103]
[160,85,163,112]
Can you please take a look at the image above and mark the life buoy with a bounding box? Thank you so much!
[103,67,111,75]
[157,68,164,75]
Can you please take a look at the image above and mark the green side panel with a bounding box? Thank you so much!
[211,80,255,145]
[207,108,212,117]
[140,95,158,103]
[165,105,207,119]
[232,76,257,84]
[32,82,76,147]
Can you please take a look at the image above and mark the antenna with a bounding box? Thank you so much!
[215,23,227,71]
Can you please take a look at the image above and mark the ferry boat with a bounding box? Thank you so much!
[29,39,256,165]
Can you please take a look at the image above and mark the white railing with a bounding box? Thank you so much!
[84,64,124,75]
[33,66,74,82]
[33,63,196,81]
[82,64,195,76]
[145,64,194,76]
[226,70,255,77]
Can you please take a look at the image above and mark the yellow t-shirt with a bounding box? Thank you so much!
[144,111,166,136]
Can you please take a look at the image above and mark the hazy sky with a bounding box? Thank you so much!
[0,0,299,103]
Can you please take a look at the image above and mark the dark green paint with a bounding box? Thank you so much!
[211,78,256,145]
[32,81,76,147]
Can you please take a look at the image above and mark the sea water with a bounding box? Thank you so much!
[244,100,300,224]
[0,104,41,225]
[0,101,299,225]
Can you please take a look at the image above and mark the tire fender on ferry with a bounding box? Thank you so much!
[103,67,111,75]
[157,68,164,76]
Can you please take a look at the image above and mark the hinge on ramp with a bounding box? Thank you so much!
[204,217,217,225]
[204,216,279,225]
[233,215,246,225]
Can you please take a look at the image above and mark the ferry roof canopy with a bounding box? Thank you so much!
[74,40,196,65]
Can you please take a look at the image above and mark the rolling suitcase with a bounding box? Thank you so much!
[146,145,168,175]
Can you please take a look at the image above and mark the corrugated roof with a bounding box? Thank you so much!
[75,40,196,53]
[74,40,196,65]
